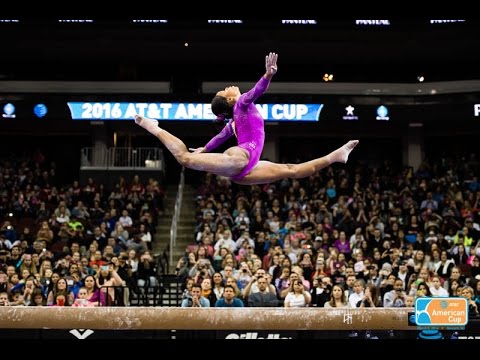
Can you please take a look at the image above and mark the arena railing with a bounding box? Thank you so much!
[169,167,185,268]
[80,147,164,170]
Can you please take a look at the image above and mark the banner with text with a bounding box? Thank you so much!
[67,102,323,121]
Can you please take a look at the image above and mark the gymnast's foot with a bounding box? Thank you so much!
[134,114,161,136]
[327,140,359,164]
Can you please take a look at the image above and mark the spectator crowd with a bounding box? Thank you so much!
[0,155,165,307]
[176,155,480,315]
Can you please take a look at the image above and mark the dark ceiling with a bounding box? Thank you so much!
[2,19,480,88]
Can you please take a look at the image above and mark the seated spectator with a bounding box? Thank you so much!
[110,223,129,250]
[416,281,433,298]
[200,277,217,307]
[82,275,101,305]
[30,288,46,306]
[71,201,90,220]
[96,265,125,306]
[357,283,381,308]
[462,286,479,318]
[137,251,158,290]
[242,269,276,298]
[72,287,96,307]
[310,277,331,308]
[55,205,70,224]
[383,279,407,307]
[47,277,74,306]
[247,276,279,307]
[324,285,351,308]
[224,277,243,299]
[36,221,54,243]
[348,279,365,307]
[118,209,133,228]
[0,292,10,306]
[137,223,152,250]
[284,280,311,307]
[181,284,210,307]
[212,273,225,301]
[429,275,449,297]
[215,285,244,307]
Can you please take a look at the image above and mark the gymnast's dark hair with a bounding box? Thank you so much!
[211,95,234,120]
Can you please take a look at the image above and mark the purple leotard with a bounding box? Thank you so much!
[205,76,270,180]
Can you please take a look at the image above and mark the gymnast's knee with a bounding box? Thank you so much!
[286,164,304,179]
[177,153,193,167]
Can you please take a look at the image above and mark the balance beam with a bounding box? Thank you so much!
[0,307,412,330]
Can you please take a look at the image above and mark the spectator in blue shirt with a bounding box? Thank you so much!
[215,285,244,307]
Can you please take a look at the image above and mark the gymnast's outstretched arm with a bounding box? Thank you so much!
[236,52,278,109]
[188,118,235,154]
[204,119,235,151]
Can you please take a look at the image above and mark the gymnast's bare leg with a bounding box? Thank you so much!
[234,140,359,185]
[134,115,249,177]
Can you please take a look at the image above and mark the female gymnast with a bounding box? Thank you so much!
[135,52,358,185]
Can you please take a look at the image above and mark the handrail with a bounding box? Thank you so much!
[80,147,164,170]
[169,167,185,268]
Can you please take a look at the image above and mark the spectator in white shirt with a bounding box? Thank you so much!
[349,279,365,308]
[118,209,133,228]
[429,275,449,297]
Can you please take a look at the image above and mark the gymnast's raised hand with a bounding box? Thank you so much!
[265,52,278,78]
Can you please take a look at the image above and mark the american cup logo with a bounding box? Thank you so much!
[415,298,468,327]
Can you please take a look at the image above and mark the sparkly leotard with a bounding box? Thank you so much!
[205,76,270,180]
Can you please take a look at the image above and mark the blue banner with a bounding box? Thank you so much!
[67,102,323,121]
